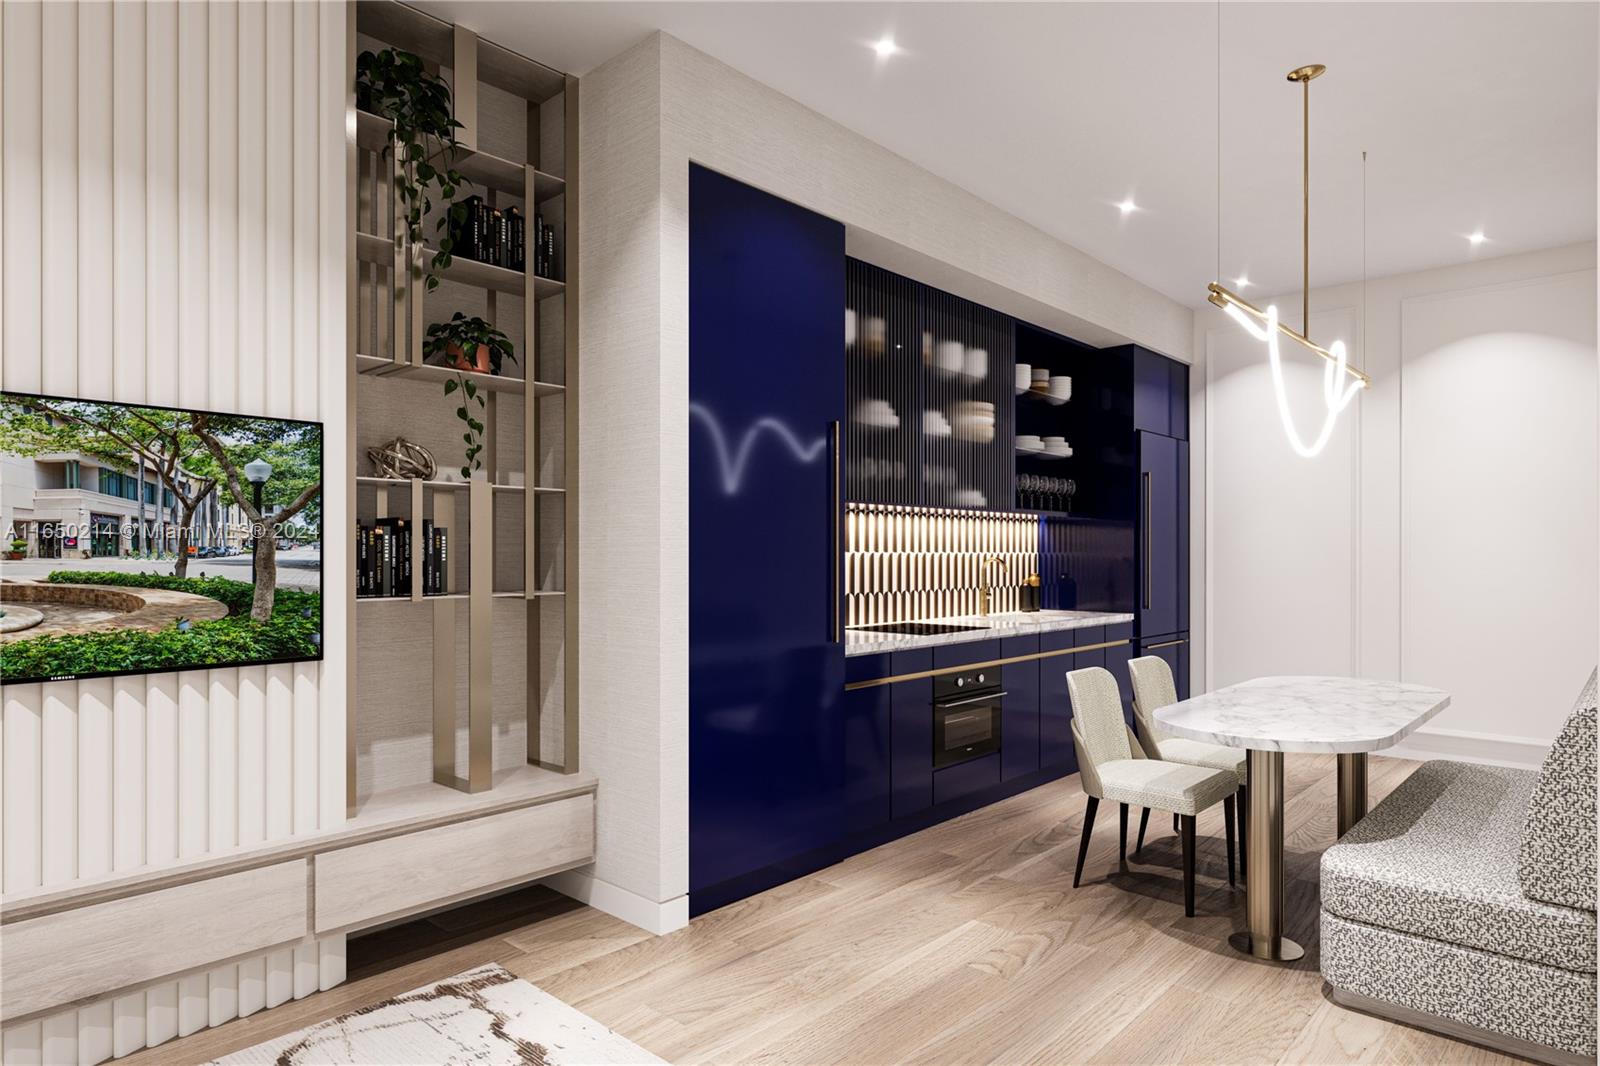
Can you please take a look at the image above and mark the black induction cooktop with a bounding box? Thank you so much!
[849,622,991,636]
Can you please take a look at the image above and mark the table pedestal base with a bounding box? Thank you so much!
[1231,749,1306,963]
[1228,931,1305,961]
[1337,752,1369,836]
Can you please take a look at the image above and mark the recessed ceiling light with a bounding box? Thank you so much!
[1467,231,1487,246]
[1234,274,1251,288]
[871,36,899,59]
[1117,198,1139,215]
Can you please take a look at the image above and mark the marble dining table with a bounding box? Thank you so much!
[1153,675,1451,962]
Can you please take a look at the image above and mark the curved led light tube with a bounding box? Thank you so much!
[1226,303,1360,458]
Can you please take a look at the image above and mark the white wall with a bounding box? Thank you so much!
[577,31,1194,930]
[0,2,348,1061]
[1192,243,1597,767]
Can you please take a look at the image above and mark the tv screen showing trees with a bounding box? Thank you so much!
[0,393,323,684]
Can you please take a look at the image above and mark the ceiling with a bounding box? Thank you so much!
[417,2,1598,309]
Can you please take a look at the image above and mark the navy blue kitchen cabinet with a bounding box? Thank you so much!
[1133,346,1189,440]
[842,656,893,835]
[689,165,846,913]
[1105,624,1136,726]
[889,649,935,820]
[1041,627,1104,770]
[1001,636,1041,781]
[1177,440,1190,632]
[1138,432,1180,639]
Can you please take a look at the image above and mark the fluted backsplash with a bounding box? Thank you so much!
[846,502,1040,625]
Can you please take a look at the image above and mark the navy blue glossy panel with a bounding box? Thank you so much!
[1105,637,1135,728]
[1001,655,1041,781]
[846,653,892,684]
[1133,347,1172,437]
[842,683,892,835]
[890,674,934,819]
[1104,622,1134,644]
[1177,439,1190,632]
[1170,359,1190,441]
[689,165,846,900]
[934,753,1001,805]
[1139,432,1179,639]
[1042,627,1102,769]
[934,640,1001,670]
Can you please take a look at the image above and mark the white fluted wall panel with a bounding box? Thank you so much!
[0,3,349,1062]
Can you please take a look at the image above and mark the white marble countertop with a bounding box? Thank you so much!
[1153,675,1451,754]
[844,609,1134,658]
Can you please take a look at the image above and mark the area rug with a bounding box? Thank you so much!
[211,963,664,1065]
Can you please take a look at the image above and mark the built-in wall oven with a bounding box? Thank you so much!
[933,670,1004,768]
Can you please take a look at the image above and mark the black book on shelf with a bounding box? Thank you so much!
[494,209,509,269]
[478,201,492,265]
[373,524,391,597]
[435,527,449,595]
[506,206,525,272]
[421,519,434,595]
[355,526,366,596]
[534,214,545,277]
[391,517,412,596]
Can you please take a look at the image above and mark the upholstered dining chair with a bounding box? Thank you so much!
[1129,655,1248,873]
[1067,666,1238,916]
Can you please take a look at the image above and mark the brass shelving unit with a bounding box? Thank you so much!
[345,1,578,810]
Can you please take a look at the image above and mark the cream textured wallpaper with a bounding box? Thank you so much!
[0,2,349,1061]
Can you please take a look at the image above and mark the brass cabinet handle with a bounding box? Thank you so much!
[831,419,842,643]
[1143,471,1152,610]
[1145,638,1187,650]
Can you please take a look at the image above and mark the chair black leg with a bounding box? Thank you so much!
[1222,795,1237,888]
[1119,803,1128,864]
[1073,796,1100,889]
[1135,807,1150,856]
[1180,814,1197,917]
[1238,784,1248,880]
[1173,812,1180,835]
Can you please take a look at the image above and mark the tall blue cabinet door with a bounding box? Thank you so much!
[1001,638,1041,782]
[1138,432,1179,639]
[1133,347,1172,436]
[1041,628,1102,770]
[689,164,846,904]
[1176,440,1190,633]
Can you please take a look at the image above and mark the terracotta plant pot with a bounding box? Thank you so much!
[444,342,492,374]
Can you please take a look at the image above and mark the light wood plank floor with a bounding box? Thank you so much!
[123,755,1528,1065]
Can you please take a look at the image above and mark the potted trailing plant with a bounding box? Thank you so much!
[422,312,517,376]
[355,48,471,292]
[6,537,27,561]
[424,314,517,478]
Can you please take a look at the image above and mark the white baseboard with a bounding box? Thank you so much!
[540,869,689,936]
[1385,725,1551,771]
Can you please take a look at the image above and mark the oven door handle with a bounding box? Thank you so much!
[935,691,1008,709]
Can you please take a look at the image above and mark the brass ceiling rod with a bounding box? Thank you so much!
[1207,63,1369,388]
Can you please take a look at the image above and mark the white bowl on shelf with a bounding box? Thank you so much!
[922,409,952,437]
[1015,363,1032,394]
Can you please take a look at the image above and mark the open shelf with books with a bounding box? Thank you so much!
[348,1,578,807]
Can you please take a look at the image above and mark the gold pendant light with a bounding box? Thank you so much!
[1209,63,1371,457]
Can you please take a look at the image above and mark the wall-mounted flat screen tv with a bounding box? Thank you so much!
[0,392,323,684]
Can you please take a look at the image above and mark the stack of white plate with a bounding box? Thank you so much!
[922,409,952,437]
[950,401,995,442]
[853,399,899,429]
[1040,435,1073,458]
[1016,434,1044,454]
